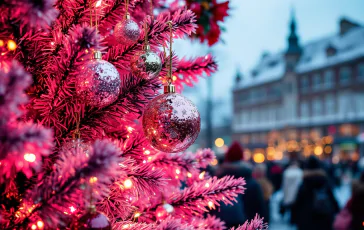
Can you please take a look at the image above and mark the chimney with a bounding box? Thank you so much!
[340,18,360,35]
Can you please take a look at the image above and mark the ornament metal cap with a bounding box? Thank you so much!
[93,50,102,60]
[125,12,131,20]
[87,205,97,214]
[164,84,175,93]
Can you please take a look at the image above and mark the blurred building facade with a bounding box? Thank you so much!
[232,15,364,162]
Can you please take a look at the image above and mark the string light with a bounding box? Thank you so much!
[187,172,192,178]
[134,212,141,218]
[7,40,17,51]
[208,201,214,209]
[124,178,133,189]
[127,126,134,133]
[199,171,205,180]
[31,224,37,230]
[69,206,76,213]
[205,182,210,188]
[175,169,180,174]
[37,220,44,229]
[144,150,150,155]
[95,0,102,7]
[24,153,36,162]
[89,177,98,183]
[0,40,4,46]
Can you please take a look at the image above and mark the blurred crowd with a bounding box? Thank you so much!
[208,141,364,230]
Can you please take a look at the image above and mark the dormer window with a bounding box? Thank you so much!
[326,44,337,57]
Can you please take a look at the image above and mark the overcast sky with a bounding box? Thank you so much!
[174,0,364,125]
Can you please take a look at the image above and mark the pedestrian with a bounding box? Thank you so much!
[253,163,273,224]
[292,155,339,230]
[334,172,364,230]
[281,160,303,223]
[212,141,266,228]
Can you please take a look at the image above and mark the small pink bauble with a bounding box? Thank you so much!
[114,18,140,45]
[142,93,201,153]
[76,59,121,108]
[75,211,111,230]
[155,203,174,221]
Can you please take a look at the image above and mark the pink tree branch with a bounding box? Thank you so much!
[174,54,217,92]
[231,214,268,230]
[12,140,122,228]
[158,176,246,217]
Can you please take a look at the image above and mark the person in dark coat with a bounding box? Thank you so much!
[292,155,339,230]
[348,172,364,230]
[212,142,266,228]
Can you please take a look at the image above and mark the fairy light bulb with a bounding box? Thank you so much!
[187,172,192,178]
[69,206,76,213]
[134,212,141,218]
[37,220,44,229]
[31,224,37,230]
[7,40,17,51]
[24,153,36,162]
[208,201,214,209]
[124,178,133,189]
[95,0,102,7]
[205,182,210,188]
[175,169,180,174]
[199,171,205,180]
[89,177,98,184]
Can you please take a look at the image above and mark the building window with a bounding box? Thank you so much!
[324,70,334,88]
[300,101,309,118]
[339,66,352,85]
[313,74,322,90]
[313,98,323,117]
[301,76,309,93]
[325,94,335,115]
[358,63,364,81]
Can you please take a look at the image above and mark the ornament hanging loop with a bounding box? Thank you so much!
[164,21,175,94]
[124,0,130,19]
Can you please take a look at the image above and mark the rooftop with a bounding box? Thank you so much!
[235,18,364,90]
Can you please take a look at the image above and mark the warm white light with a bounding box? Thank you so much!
[134,212,141,218]
[37,220,44,229]
[144,150,150,155]
[95,0,102,7]
[215,138,224,147]
[69,206,76,213]
[89,177,98,184]
[7,40,17,51]
[205,183,210,188]
[210,159,218,166]
[199,171,205,180]
[24,153,36,162]
[187,172,192,178]
[124,179,133,189]
[127,126,134,133]
[175,169,180,174]
[31,224,37,230]
[208,201,214,208]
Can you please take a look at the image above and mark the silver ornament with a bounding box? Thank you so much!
[131,45,162,79]
[76,53,121,107]
[114,15,140,45]
[142,90,201,153]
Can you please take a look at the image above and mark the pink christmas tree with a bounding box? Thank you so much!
[0,0,267,229]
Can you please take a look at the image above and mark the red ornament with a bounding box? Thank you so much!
[142,93,200,153]
[74,211,111,230]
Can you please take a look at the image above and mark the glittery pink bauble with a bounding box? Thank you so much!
[76,59,121,107]
[142,93,201,153]
[130,50,162,79]
[75,211,111,230]
[114,19,140,45]
[155,203,174,221]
